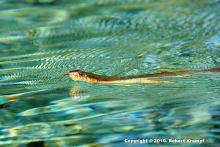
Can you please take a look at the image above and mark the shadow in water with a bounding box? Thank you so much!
[209,105,220,143]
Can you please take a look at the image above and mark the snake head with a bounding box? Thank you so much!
[65,70,81,76]
[64,70,101,83]
[64,70,87,81]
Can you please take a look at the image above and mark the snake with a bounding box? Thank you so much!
[65,68,220,84]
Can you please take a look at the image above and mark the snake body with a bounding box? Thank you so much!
[65,68,220,84]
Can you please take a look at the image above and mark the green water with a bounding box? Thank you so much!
[0,0,220,146]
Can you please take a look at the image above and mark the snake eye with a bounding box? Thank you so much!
[70,70,81,73]
[64,73,69,76]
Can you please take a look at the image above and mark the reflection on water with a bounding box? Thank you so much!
[0,0,220,146]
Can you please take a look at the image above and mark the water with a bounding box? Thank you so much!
[0,0,220,146]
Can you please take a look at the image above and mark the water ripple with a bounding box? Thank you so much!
[0,0,220,146]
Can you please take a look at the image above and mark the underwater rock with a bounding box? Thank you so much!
[26,141,46,147]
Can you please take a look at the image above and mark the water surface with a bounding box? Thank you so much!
[0,0,220,146]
